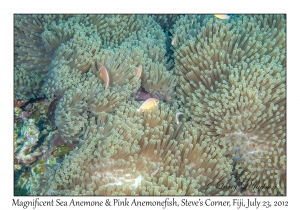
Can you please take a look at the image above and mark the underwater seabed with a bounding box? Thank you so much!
[14,14,286,195]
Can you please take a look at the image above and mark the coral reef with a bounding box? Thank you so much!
[14,119,41,165]
[13,97,61,194]
[14,14,286,196]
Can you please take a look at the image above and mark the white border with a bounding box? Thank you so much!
[2,0,298,209]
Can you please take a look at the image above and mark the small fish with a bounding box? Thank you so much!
[175,112,184,124]
[137,98,159,112]
[151,164,160,176]
[214,14,231,20]
[98,63,109,91]
[136,65,142,79]
[50,147,58,155]
[171,29,178,45]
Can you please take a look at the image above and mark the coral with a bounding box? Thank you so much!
[14,14,286,196]
[14,99,28,108]
[14,119,42,165]
[14,106,31,122]
[14,107,22,117]
[14,98,59,171]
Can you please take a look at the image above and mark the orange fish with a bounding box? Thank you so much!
[137,65,142,79]
[171,29,178,45]
[214,14,230,20]
[137,98,159,112]
[175,112,184,124]
[98,63,109,91]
